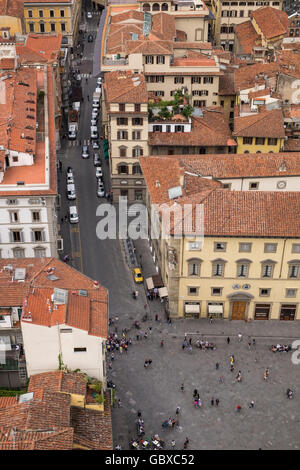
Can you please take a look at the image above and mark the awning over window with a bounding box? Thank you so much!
[208,305,223,314]
[158,287,168,298]
[146,277,154,290]
[185,304,200,314]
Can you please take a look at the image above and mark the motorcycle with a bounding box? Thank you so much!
[287,388,294,399]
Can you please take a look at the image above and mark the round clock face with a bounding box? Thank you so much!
[277,181,286,189]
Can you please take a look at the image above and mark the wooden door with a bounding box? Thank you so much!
[231,301,246,320]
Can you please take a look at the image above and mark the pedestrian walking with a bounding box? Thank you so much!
[230,355,235,364]
[61,217,64,224]
[79,139,82,146]
[219,376,224,383]
[160,339,164,347]
[87,94,89,101]
[176,406,180,415]
[188,345,192,353]
[136,333,139,341]
[209,315,213,324]
[111,353,114,361]
[108,361,112,369]
[230,365,234,372]
[216,398,219,407]
[216,362,219,370]
[227,337,230,345]
[65,215,68,222]
[85,78,88,83]
[155,314,158,321]
[189,338,192,345]
[117,399,122,408]
[236,405,242,413]
[252,338,256,346]
[264,368,269,381]
[211,397,214,406]
[148,359,152,367]
[249,401,255,408]
[171,440,176,449]
[183,437,189,449]
[238,333,242,342]
[248,341,251,350]
[144,332,148,340]
[180,383,184,392]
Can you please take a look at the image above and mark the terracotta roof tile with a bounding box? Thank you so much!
[0,0,23,18]
[233,108,285,138]
[140,156,300,238]
[251,7,288,39]
[104,70,148,104]
[149,110,235,148]
[234,21,260,54]
[0,258,108,338]
[125,39,173,55]
[219,72,235,95]
[0,397,18,409]
[173,42,212,50]
[28,371,87,397]
[234,62,281,91]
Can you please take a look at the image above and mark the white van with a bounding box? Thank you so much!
[90,126,98,139]
[67,184,76,200]
[69,206,79,223]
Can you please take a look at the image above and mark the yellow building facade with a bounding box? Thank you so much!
[235,136,284,154]
[23,0,81,47]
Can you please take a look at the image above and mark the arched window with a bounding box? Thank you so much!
[143,3,150,11]
[161,2,168,10]
[152,3,160,11]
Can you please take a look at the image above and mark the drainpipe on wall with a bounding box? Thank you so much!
[279,238,287,279]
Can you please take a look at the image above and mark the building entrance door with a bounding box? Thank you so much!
[231,301,247,320]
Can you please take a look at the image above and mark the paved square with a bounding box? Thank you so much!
[110,317,300,450]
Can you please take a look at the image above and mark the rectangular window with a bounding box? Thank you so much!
[60,10,65,17]
[28,10,33,18]
[32,230,45,242]
[188,262,200,276]
[237,264,249,277]
[74,347,87,352]
[203,77,213,84]
[191,77,201,84]
[155,76,164,83]
[155,91,165,97]
[156,55,165,64]
[188,287,198,295]
[117,117,128,126]
[260,288,270,296]
[119,104,125,112]
[132,131,141,140]
[132,147,143,158]
[60,329,72,333]
[174,76,184,84]
[32,211,40,222]
[119,147,127,157]
[262,264,273,278]
[194,100,206,107]
[40,23,45,33]
[222,183,231,189]
[214,242,226,252]
[188,241,202,250]
[264,243,277,253]
[239,243,252,252]
[292,244,300,253]
[231,100,235,108]
[211,287,222,295]
[134,104,140,112]
[39,10,43,18]
[286,289,297,298]
[220,100,224,106]
[280,304,296,321]
[243,137,253,145]
[213,263,224,277]
[249,182,259,190]
[132,118,143,126]
[50,23,56,32]
[145,56,154,64]
[289,265,300,279]
[9,212,19,223]
[255,137,265,145]
[240,10,244,16]
[117,131,128,140]
[267,138,277,146]
[61,23,66,32]
[11,231,23,243]
[29,23,34,32]
[134,190,143,201]
[50,10,54,17]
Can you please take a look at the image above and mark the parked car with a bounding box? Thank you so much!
[94,153,101,166]
[97,181,105,197]
[95,166,103,178]
[69,206,79,223]
[91,118,97,126]
[92,140,99,150]
[88,34,93,42]
[97,77,102,86]
[87,11,92,19]
[67,183,76,200]
[82,145,89,159]
[67,166,73,173]
[91,126,98,140]
[92,108,99,119]
[66,169,74,184]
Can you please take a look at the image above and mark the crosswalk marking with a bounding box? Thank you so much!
[68,140,79,147]
[83,139,90,146]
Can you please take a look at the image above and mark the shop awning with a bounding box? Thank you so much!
[185,304,200,314]
[152,274,164,288]
[158,287,168,298]
[146,277,154,290]
[208,305,223,314]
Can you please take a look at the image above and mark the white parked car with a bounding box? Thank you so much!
[97,182,105,197]
[87,11,92,19]
[69,206,79,224]
[95,166,103,178]
[92,141,99,150]
[92,108,99,119]
[91,118,97,126]
[82,145,89,159]
[67,184,76,200]
[97,77,102,86]
[67,173,74,185]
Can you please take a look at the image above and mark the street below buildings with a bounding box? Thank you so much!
[55,6,300,451]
